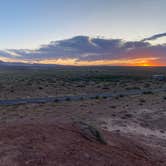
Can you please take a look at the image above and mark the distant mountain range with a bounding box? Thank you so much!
[0,60,59,67]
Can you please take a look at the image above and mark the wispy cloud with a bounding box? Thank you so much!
[141,32,166,42]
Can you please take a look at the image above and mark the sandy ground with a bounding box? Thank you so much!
[0,90,165,165]
[1,79,166,100]
[0,122,165,166]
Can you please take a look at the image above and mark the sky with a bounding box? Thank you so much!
[0,0,165,66]
[0,0,165,49]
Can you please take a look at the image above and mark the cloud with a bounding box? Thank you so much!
[0,34,166,66]
[141,32,166,42]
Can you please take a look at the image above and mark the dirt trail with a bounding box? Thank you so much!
[0,88,165,105]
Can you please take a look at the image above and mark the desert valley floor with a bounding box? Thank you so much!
[0,66,165,165]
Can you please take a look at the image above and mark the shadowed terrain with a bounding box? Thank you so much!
[0,66,165,165]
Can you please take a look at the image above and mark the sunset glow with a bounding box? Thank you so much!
[0,56,163,67]
[28,57,162,66]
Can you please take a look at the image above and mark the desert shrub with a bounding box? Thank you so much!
[110,105,116,109]
[124,113,133,118]
[102,96,108,99]
[95,95,100,99]
[66,97,71,101]
[139,99,146,103]
[54,99,59,102]
[144,83,151,88]
[119,94,124,98]
[143,91,153,95]
[74,121,107,144]
[102,86,109,90]
[126,86,141,90]
[76,84,86,88]
[80,97,84,100]
[115,96,119,100]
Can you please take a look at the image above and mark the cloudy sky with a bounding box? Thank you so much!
[0,0,165,66]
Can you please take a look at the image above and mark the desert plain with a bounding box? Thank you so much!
[0,66,165,166]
